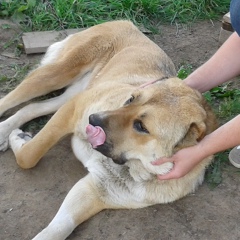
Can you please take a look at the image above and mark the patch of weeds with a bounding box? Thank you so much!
[177,64,193,80]
[3,32,23,51]
[22,115,52,135]
[216,97,240,122]
[11,63,31,78]
[0,0,230,31]
[158,0,230,24]
[205,151,229,189]
[205,83,240,100]
[203,83,240,122]
[0,0,161,31]
[1,23,11,29]
[0,21,23,56]
[15,43,25,57]
[0,75,10,82]
[0,0,36,22]
[1,63,32,93]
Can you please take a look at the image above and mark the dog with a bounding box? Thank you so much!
[0,21,217,239]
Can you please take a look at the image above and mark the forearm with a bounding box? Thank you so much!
[196,114,240,159]
[184,32,240,92]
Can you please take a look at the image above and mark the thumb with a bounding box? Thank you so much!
[151,157,172,165]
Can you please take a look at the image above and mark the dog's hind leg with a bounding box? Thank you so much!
[0,31,97,118]
[32,174,106,240]
[0,60,91,117]
[0,22,121,117]
[0,25,114,117]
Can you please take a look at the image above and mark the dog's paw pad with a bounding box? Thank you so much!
[9,129,32,151]
[17,132,32,141]
[9,129,23,140]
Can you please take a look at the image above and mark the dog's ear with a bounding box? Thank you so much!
[174,98,218,153]
[174,121,207,152]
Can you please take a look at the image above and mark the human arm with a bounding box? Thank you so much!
[153,114,240,180]
[184,32,240,92]
[153,32,240,180]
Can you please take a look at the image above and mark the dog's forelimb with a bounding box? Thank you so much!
[32,174,106,240]
[9,98,77,168]
[0,80,88,151]
[0,97,65,152]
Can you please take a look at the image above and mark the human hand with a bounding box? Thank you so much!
[152,145,204,180]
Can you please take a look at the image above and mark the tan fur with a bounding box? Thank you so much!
[0,21,217,240]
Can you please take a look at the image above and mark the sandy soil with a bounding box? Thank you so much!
[1,19,240,240]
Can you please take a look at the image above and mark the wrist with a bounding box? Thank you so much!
[196,135,213,159]
[183,75,207,93]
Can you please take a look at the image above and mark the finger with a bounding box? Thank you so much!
[151,157,172,165]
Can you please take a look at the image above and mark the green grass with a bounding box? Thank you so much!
[0,62,34,93]
[202,81,240,123]
[0,0,230,31]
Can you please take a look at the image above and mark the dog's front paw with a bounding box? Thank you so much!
[9,129,32,152]
[126,160,153,182]
[155,162,174,175]
[142,161,174,176]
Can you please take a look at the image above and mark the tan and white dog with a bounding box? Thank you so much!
[0,21,217,239]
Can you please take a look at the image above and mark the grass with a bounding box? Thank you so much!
[178,66,240,188]
[0,62,34,93]
[0,0,231,31]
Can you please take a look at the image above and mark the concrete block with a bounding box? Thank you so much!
[22,29,82,54]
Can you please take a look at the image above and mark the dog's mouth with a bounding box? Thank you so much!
[86,124,106,148]
[86,124,125,165]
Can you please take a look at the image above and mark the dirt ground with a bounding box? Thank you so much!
[1,19,240,240]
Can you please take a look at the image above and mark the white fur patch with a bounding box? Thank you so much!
[9,129,30,152]
[32,205,75,240]
[41,35,72,66]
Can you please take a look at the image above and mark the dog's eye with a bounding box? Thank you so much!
[133,120,149,134]
[124,95,135,105]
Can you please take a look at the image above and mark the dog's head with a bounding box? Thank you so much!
[86,78,217,169]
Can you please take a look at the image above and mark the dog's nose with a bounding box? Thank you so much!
[89,113,105,127]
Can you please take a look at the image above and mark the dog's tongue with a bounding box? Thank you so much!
[86,124,106,148]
